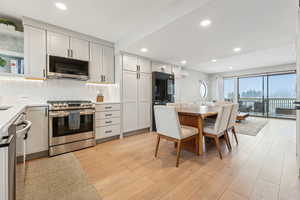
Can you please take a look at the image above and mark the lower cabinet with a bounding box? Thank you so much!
[95,103,121,140]
[25,106,48,155]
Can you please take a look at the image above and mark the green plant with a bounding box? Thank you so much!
[0,18,17,30]
[0,57,7,67]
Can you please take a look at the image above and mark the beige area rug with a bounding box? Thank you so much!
[16,153,101,200]
[235,117,268,136]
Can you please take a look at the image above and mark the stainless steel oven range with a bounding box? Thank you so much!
[47,100,96,156]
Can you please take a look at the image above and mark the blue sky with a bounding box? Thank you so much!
[224,73,296,98]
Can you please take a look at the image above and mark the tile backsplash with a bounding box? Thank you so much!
[0,78,120,104]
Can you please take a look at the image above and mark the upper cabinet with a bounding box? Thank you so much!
[47,31,69,58]
[123,54,138,72]
[70,37,89,61]
[89,42,114,83]
[24,25,46,79]
[47,31,89,61]
[102,46,114,83]
[123,54,151,74]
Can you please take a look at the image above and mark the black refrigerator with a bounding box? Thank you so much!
[152,71,175,131]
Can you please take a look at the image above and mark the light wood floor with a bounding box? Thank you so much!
[74,119,300,200]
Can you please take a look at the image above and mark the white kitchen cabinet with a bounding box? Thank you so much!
[139,58,151,74]
[138,73,151,129]
[89,42,102,82]
[89,43,115,83]
[102,46,115,83]
[47,31,69,58]
[123,54,138,71]
[152,62,172,74]
[24,25,47,79]
[123,54,151,74]
[122,55,152,132]
[95,103,121,140]
[123,70,139,132]
[70,37,89,61]
[25,107,48,155]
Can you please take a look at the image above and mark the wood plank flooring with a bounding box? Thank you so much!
[74,119,300,200]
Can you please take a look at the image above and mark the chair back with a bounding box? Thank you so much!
[214,104,233,133]
[154,105,182,139]
[228,103,239,128]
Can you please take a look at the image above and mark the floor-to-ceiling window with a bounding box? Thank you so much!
[267,73,296,118]
[223,71,296,119]
[238,76,264,116]
[223,78,235,102]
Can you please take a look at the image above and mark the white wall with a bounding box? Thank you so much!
[175,68,209,103]
[0,77,120,104]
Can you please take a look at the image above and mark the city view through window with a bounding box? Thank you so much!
[224,73,296,118]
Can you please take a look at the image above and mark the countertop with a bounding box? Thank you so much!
[93,101,121,105]
[0,103,48,137]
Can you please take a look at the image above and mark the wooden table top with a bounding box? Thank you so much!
[177,105,219,118]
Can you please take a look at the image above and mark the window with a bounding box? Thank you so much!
[223,78,235,102]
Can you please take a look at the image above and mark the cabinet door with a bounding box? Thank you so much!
[89,42,102,82]
[138,73,152,129]
[24,25,46,79]
[26,107,48,155]
[139,58,151,74]
[47,31,69,57]
[70,37,89,61]
[102,46,114,83]
[123,54,138,72]
[123,71,138,132]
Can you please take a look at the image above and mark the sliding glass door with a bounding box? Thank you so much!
[267,73,296,118]
[225,72,296,119]
[238,76,265,116]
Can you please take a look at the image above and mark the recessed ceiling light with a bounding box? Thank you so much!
[229,66,233,70]
[233,47,241,52]
[140,48,148,52]
[55,2,67,10]
[181,60,187,65]
[211,59,217,63]
[200,19,211,27]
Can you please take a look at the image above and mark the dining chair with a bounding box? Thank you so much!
[154,105,199,167]
[227,103,239,144]
[203,104,233,159]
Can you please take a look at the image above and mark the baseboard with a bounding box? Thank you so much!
[96,135,120,144]
[123,128,150,137]
[17,150,49,163]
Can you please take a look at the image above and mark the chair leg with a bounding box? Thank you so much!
[176,140,182,167]
[155,134,160,157]
[195,135,200,156]
[232,127,239,145]
[213,136,222,160]
[224,131,232,151]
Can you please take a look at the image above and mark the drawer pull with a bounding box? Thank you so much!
[105,114,112,117]
[105,121,112,124]
[105,130,112,134]
[105,106,112,109]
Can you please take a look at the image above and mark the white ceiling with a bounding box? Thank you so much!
[0,0,298,73]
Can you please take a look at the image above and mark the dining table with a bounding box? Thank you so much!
[176,105,219,155]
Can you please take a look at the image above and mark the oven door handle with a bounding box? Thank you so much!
[49,110,95,118]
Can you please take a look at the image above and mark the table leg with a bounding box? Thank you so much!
[197,117,204,155]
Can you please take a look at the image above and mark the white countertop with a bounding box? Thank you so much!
[0,103,48,137]
[93,101,121,105]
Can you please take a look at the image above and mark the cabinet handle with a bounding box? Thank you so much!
[105,106,112,109]
[43,69,46,78]
[105,130,112,134]
[45,107,48,116]
[105,121,112,124]
[104,75,106,82]
[71,49,73,57]
[100,75,103,82]
[105,114,112,117]
[67,49,70,57]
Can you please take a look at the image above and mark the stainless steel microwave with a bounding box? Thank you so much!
[48,55,89,80]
